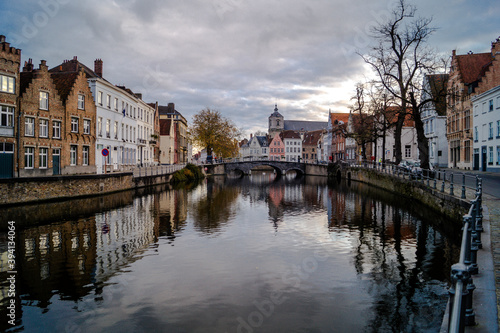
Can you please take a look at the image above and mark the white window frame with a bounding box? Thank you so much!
[39,91,49,110]
[0,75,15,94]
[53,121,61,139]
[25,147,34,169]
[39,147,48,169]
[39,119,48,138]
[106,94,111,108]
[83,119,90,135]
[78,94,85,110]
[82,146,89,166]
[98,117,102,137]
[106,119,110,138]
[71,117,79,133]
[97,91,103,105]
[70,145,77,166]
[0,105,14,127]
[25,117,35,136]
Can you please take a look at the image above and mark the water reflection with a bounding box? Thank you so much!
[0,172,459,332]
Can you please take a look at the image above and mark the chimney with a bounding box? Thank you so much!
[0,35,5,43]
[94,58,103,77]
[39,60,47,71]
[250,133,253,139]
[135,93,142,100]
[168,103,175,113]
[23,58,34,72]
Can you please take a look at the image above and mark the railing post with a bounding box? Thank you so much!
[441,172,446,193]
[450,173,455,196]
[461,174,466,199]
[448,263,469,332]
[433,177,437,190]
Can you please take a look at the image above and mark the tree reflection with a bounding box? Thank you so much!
[190,181,240,234]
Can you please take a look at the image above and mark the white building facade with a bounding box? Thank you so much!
[472,85,500,172]
[421,74,449,168]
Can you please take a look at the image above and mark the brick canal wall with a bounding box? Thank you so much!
[0,172,172,206]
[346,167,469,222]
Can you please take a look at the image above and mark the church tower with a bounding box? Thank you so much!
[268,104,284,138]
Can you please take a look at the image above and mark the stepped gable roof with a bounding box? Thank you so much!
[280,130,301,140]
[160,119,172,135]
[49,56,99,79]
[284,120,327,132]
[302,130,323,146]
[19,71,34,96]
[50,71,80,104]
[455,52,492,85]
[426,74,449,116]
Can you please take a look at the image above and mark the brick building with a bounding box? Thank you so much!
[50,59,97,174]
[302,130,324,163]
[18,59,66,176]
[446,49,492,169]
[0,35,21,178]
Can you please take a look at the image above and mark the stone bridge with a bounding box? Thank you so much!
[204,160,311,176]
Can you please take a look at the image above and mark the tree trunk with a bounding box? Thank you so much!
[410,92,430,170]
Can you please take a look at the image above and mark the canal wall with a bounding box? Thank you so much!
[345,167,469,222]
[0,172,173,206]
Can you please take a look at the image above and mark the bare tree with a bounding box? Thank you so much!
[349,83,375,161]
[359,0,437,166]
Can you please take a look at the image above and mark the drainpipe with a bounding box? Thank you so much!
[16,109,22,178]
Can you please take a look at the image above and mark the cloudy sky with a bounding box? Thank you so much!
[1,0,499,138]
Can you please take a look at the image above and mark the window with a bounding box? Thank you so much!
[39,119,48,137]
[71,117,79,133]
[497,146,500,165]
[0,75,15,93]
[405,145,411,158]
[0,105,14,127]
[474,126,479,142]
[464,141,471,163]
[24,147,34,169]
[489,146,494,164]
[39,148,48,169]
[25,117,35,136]
[114,121,118,139]
[489,122,494,140]
[70,145,77,165]
[82,146,89,166]
[114,98,118,110]
[39,91,49,110]
[489,99,494,112]
[106,119,110,138]
[78,94,85,110]
[83,119,90,134]
[122,123,124,140]
[464,110,470,130]
[98,117,102,136]
[497,120,500,138]
[97,91,103,105]
[106,94,111,108]
[52,121,61,139]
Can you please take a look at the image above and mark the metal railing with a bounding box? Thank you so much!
[448,180,483,332]
[349,160,484,332]
[352,161,481,200]
[133,164,185,178]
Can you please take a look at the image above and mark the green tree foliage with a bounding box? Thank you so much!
[189,108,241,158]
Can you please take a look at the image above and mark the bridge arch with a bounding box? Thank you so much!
[224,160,305,176]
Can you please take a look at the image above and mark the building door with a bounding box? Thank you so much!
[473,149,479,170]
[0,143,14,178]
[52,149,60,175]
[481,146,487,172]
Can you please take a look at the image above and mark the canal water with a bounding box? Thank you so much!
[0,172,460,332]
